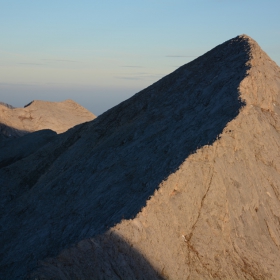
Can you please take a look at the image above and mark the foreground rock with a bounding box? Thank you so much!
[0,99,96,138]
[1,35,280,279]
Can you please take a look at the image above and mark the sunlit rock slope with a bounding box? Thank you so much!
[0,99,95,138]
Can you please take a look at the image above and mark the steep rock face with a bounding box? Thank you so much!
[0,99,95,138]
[1,35,280,279]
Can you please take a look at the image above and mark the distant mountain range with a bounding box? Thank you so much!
[0,99,95,139]
[0,102,15,109]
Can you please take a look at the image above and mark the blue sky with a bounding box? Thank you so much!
[0,0,279,115]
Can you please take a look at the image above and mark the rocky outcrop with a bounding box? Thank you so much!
[1,35,280,279]
[0,99,95,139]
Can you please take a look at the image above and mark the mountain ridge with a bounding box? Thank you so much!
[0,99,95,138]
[1,35,280,279]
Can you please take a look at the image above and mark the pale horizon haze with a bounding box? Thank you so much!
[0,0,279,115]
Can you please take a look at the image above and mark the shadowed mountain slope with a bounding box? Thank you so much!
[1,35,280,279]
[0,99,95,139]
[0,129,57,169]
[0,123,29,139]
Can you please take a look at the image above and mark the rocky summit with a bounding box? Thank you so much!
[1,35,280,279]
[0,99,96,138]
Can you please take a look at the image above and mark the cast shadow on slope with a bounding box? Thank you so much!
[75,35,250,233]
[29,232,164,280]
[0,123,30,140]
[0,36,251,279]
[0,129,57,168]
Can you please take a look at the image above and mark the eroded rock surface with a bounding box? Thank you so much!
[1,35,280,280]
